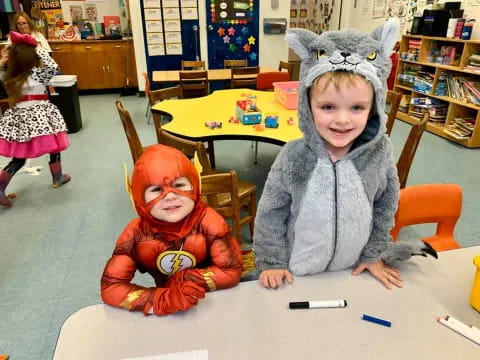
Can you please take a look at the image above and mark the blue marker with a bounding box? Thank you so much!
[362,314,391,327]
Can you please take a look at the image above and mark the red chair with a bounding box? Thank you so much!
[256,71,290,91]
[391,184,462,252]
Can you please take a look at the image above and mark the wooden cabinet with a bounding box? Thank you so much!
[394,35,480,148]
[50,40,138,91]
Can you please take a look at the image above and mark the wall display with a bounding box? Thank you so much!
[166,43,182,55]
[163,7,181,19]
[163,0,180,7]
[84,4,98,22]
[210,0,253,24]
[148,44,165,56]
[290,0,334,33]
[181,7,198,20]
[147,32,164,44]
[146,20,163,32]
[144,0,162,7]
[164,19,181,31]
[164,31,182,43]
[69,5,84,22]
[144,8,163,20]
[181,0,197,6]
[372,0,386,18]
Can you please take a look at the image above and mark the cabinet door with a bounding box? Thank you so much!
[74,43,109,90]
[50,43,77,76]
[103,42,129,88]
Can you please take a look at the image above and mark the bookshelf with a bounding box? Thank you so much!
[394,34,480,148]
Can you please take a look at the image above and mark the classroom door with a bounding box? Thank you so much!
[205,0,259,69]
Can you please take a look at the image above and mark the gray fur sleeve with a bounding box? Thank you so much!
[31,47,58,84]
[359,142,400,263]
[253,146,292,272]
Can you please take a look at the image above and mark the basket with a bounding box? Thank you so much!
[273,81,299,110]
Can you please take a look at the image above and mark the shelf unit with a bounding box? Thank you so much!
[394,35,480,148]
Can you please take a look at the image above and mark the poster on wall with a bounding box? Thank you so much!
[84,4,98,22]
[144,1,165,56]
[69,5,84,22]
[372,0,386,18]
[211,0,253,24]
[148,44,165,56]
[144,0,161,7]
[290,0,334,33]
[467,0,480,6]
[181,7,198,20]
[386,0,410,34]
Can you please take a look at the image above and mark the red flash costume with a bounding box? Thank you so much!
[101,145,243,315]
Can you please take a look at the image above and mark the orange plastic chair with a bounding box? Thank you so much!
[391,184,462,252]
[256,71,290,91]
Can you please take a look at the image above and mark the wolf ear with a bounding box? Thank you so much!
[371,17,400,54]
[285,28,319,60]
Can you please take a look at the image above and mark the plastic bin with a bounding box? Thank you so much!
[273,81,300,110]
[49,75,83,133]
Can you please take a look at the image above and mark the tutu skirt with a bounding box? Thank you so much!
[0,101,70,158]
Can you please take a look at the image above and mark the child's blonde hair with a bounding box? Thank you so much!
[311,71,372,95]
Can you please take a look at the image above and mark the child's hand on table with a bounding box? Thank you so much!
[259,269,293,289]
[352,260,403,290]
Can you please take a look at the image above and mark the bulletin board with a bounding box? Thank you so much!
[206,0,259,70]
[140,0,201,89]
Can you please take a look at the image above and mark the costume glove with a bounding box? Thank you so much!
[153,281,205,315]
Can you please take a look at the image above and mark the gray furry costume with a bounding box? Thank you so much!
[253,19,436,276]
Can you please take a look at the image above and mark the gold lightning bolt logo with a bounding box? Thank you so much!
[157,250,197,275]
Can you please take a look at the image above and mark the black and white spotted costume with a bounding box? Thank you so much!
[0,47,69,158]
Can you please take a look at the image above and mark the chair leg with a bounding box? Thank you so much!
[254,141,259,165]
[147,111,152,125]
[145,100,150,117]
[248,191,257,239]
[207,140,215,169]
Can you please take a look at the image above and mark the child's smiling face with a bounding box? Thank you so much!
[309,74,373,161]
[144,176,195,223]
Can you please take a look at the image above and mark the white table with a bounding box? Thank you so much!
[53,247,480,359]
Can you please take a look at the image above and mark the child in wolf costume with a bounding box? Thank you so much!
[253,19,437,289]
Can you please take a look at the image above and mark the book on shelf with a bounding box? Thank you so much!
[443,123,472,139]
[399,94,411,113]
[455,116,476,132]
[410,96,448,122]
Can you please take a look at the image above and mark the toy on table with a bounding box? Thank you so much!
[228,116,240,123]
[254,124,265,131]
[287,117,295,126]
[205,121,222,129]
[264,114,279,128]
[235,94,262,125]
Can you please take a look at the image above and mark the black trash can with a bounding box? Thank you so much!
[49,75,83,133]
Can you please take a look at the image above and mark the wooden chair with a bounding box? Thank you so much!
[181,60,206,70]
[116,100,146,164]
[256,71,290,91]
[157,129,257,240]
[141,72,152,123]
[179,70,209,99]
[385,90,401,136]
[224,59,248,68]
[391,184,462,251]
[150,86,181,128]
[201,171,241,243]
[397,112,429,189]
[278,60,294,80]
[231,66,260,89]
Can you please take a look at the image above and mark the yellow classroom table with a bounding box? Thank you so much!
[152,66,275,83]
[151,89,302,145]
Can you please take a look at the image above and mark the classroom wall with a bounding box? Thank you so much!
[60,0,122,24]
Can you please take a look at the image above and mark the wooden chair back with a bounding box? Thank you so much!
[224,59,248,68]
[116,101,144,164]
[141,72,150,99]
[278,61,294,80]
[391,183,462,251]
[256,71,290,91]
[150,86,181,129]
[201,171,241,243]
[181,60,206,70]
[231,66,260,89]
[156,129,213,173]
[385,90,401,136]
[397,112,429,189]
[179,70,209,98]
